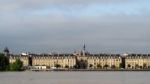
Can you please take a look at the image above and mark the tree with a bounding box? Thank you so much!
[104,64,109,69]
[128,64,131,68]
[10,59,23,71]
[74,59,88,69]
[111,65,116,69]
[65,65,69,68]
[55,64,61,68]
[89,64,93,68]
[97,64,102,69]
[119,63,123,68]
[135,64,139,69]
[148,66,150,69]
[0,53,9,71]
[143,63,147,69]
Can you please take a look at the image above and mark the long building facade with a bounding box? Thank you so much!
[32,54,76,69]
[7,49,150,70]
[125,54,150,69]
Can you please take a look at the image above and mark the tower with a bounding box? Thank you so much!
[3,47,9,57]
[83,44,86,51]
[82,44,86,56]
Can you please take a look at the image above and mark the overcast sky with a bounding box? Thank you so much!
[0,0,150,54]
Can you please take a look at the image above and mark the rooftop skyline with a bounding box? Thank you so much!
[0,0,150,53]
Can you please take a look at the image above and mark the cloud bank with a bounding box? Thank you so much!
[0,0,150,53]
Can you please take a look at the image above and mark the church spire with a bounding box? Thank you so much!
[4,47,9,56]
[83,44,86,51]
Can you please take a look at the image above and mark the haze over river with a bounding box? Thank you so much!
[0,71,150,84]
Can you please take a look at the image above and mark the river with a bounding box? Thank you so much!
[0,71,150,84]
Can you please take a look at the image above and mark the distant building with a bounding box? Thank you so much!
[9,52,122,69]
[125,54,150,69]
[9,54,29,67]
[7,46,150,70]
[32,54,76,69]
[3,47,9,57]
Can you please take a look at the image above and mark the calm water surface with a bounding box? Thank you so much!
[0,71,150,84]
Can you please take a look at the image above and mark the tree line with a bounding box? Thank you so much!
[0,53,23,71]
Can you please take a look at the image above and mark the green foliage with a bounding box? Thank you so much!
[127,64,131,68]
[0,53,23,71]
[89,64,93,68]
[0,53,9,71]
[111,65,116,69]
[75,59,88,69]
[143,63,147,69]
[55,64,61,68]
[135,64,139,69]
[97,64,102,69]
[148,66,150,69]
[104,64,109,69]
[65,65,69,68]
[119,63,123,68]
[9,59,23,71]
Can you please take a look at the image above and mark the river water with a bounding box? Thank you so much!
[0,71,150,84]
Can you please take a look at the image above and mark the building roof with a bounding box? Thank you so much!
[4,47,9,53]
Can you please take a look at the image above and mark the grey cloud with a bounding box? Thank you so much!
[0,0,140,12]
[0,14,150,53]
[0,0,150,53]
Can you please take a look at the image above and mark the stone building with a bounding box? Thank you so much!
[8,51,122,69]
[32,54,76,68]
[9,54,29,67]
[7,46,150,70]
[125,54,150,69]
[27,49,121,69]
[73,50,121,69]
